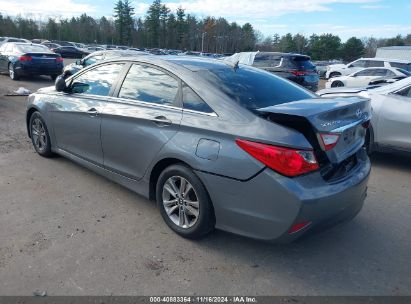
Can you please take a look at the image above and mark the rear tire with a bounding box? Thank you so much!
[8,63,19,80]
[331,80,344,87]
[29,112,54,158]
[156,164,215,239]
[364,129,373,155]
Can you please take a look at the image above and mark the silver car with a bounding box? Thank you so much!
[318,77,411,155]
[26,56,371,242]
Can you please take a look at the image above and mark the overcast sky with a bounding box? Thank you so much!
[1,0,410,40]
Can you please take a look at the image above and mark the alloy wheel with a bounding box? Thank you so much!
[162,176,200,229]
[31,118,47,152]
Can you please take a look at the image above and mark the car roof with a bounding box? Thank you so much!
[356,57,411,64]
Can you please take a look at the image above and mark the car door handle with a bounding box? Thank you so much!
[150,115,172,127]
[87,108,99,116]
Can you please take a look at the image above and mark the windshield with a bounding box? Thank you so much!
[291,56,316,70]
[16,44,50,53]
[201,66,315,111]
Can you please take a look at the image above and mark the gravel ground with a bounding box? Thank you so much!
[0,67,410,296]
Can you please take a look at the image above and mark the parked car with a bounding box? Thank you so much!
[86,46,104,52]
[318,77,411,155]
[325,67,410,88]
[51,46,89,58]
[63,50,149,75]
[26,56,371,242]
[41,42,61,50]
[0,37,30,46]
[50,40,76,47]
[0,42,63,80]
[230,52,319,91]
[325,58,411,79]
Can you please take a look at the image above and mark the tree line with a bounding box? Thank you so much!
[0,0,410,60]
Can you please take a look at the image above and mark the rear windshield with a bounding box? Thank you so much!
[201,66,315,111]
[16,44,50,53]
[289,56,316,70]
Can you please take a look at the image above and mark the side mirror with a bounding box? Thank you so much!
[55,75,67,92]
[75,59,83,65]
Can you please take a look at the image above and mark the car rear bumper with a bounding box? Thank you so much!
[195,149,370,243]
[16,63,63,76]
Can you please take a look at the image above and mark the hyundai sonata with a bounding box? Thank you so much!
[26,56,371,242]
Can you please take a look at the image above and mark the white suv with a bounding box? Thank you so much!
[325,58,411,79]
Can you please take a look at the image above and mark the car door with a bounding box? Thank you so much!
[101,63,183,180]
[376,86,411,151]
[50,62,125,165]
[349,69,378,86]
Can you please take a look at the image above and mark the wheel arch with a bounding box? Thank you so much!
[148,157,189,201]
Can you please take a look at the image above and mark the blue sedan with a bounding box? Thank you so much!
[0,42,63,80]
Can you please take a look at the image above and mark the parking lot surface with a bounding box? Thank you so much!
[0,67,410,296]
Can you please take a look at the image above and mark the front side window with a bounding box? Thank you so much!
[71,63,124,96]
[182,85,214,114]
[349,60,366,68]
[118,64,180,106]
[365,60,384,67]
[396,86,411,98]
[354,69,374,77]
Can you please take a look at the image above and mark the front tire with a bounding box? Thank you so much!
[8,63,19,80]
[29,112,54,157]
[156,164,215,239]
[331,80,344,87]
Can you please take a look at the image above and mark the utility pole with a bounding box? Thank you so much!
[201,32,206,53]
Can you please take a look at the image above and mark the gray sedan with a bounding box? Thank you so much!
[26,56,371,242]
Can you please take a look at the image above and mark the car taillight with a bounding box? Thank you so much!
[19,55,32,61]
[290,70,308,76]
[288,221,312,234]
[56,57,64,62]
[362,120,370,129]
[236,139,319,177]
[319,133,340,151]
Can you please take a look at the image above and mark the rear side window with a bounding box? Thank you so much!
[118,64,180,106]
[0,37,5,42]
[182,85,214,114]
[71,63,124,96]
[253,54,282,67]
[202,66,315,111]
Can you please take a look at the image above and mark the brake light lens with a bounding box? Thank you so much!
[290,70,307,76]
[236,139,319,177]
[19,55,32,61]
[319,133,340,151]
[288,221,312,234]
[362,120,370,129]
[56,57,64,62]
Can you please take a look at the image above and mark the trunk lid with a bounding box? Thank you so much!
[257,97,371,166]
[24,52,61,65]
